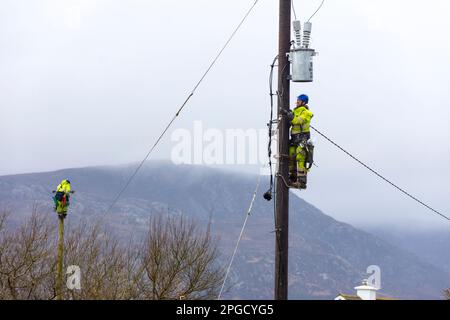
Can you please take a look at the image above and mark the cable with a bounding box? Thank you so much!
[191,0,260,94]
[218,174,261,300]
[307,0,325,22]
[267,56,285,287]
[265,55,278,200]
[291,0,298,21]
[310,125,450,222]
[104,0,261,215]
[104,107,184,215]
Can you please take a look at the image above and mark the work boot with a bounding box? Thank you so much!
[289,172,297,183]
[289,181,302,189]
[298,173,307,189]
[58,212,67,219]
[288,154,297,183]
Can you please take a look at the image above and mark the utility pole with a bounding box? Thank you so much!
[52,187,73,300]
[275,0,291,300]
[56,214,65,300]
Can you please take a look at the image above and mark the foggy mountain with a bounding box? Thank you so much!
[0,161,448,299]
[365,227,450,274]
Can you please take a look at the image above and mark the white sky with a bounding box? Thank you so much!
[1,0,450,229]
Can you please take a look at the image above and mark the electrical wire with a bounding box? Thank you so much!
[310,125,450,222]
[307,0,325,22]
[218,174,261,300]
[291,0,298,21]
[266,55,278,198]
[104,0,261,215]
[266,56,287,289]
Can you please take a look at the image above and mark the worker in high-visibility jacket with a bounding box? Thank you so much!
[287,94,314,189]
[53,179,72,214]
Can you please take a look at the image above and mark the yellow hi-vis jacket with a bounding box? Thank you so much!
[56,180,71,194]
[291,105,313,135]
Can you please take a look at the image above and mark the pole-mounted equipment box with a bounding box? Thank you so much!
[289,21,317,82]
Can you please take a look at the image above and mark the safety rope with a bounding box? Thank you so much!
[104,0,261,215]
[218,174,261,300]
[311,125,450,222]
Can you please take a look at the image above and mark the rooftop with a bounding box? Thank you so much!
[336,293,396,301]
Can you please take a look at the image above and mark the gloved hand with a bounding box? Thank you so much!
[280,109,294,121]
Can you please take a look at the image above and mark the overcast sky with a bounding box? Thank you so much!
[1,0,449,229]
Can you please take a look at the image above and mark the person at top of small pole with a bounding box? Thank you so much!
[52,179,72,216]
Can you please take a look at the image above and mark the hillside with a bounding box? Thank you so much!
[0,161,448,299]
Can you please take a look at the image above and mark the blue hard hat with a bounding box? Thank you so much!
[297,94,309,104]
[66,179,71,184]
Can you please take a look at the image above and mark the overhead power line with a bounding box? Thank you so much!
[218,174,261,300]
[291,0,326,22]
[291,0,298,21]
[307,0,326,22]
[310,125,450,222]
[104,0,261,215]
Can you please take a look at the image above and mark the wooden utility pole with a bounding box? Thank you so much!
[275,0,291,300]
[56,214,65,300]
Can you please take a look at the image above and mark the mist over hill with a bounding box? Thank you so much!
[0,161,448,299]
